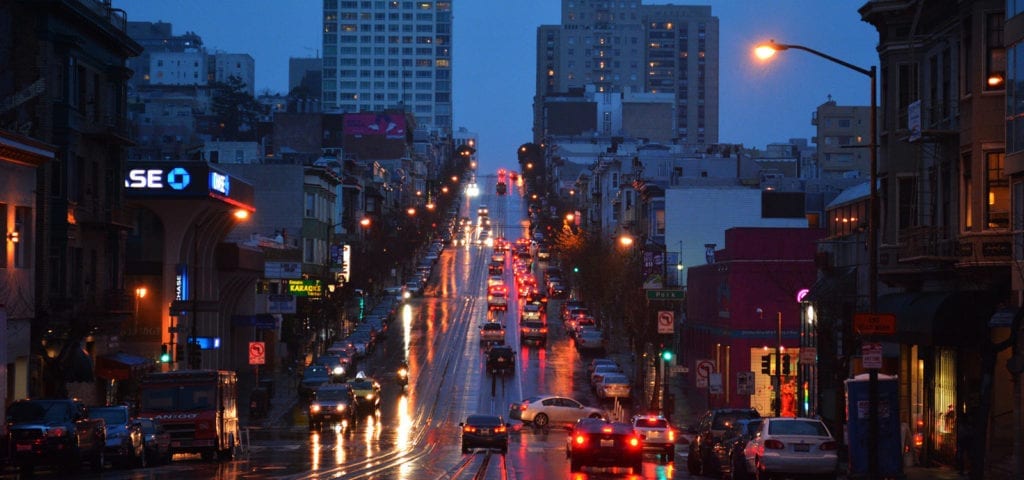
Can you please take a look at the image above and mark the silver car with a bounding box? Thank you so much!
[741,417,839,478]
[508,395,606,428]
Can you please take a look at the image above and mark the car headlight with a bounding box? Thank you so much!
[336,404,346,412]
[333,366,344,375]
[310,404,322,413]
[364,393,374,400]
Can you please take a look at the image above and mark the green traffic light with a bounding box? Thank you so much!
[573,266,579,273]
[159,353,171,363]
[661,350,673,361]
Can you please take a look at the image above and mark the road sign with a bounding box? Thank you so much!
[695,359,715,388]
[657,310,674,334]
[736,371,755,395]
[853,313,896,336]
[709,373,723,394]
[248,341,266,365]
[800,347,817,364]
[646,289,685,300]
[862,342,883,369]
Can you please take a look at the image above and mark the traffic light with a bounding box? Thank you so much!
[159,344,171,363]
[782,354,792,375]
[760,354,771,374]
[661,349,674,362]
[572,266,580,273]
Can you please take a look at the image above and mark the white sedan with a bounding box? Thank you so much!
[741,417,839,479]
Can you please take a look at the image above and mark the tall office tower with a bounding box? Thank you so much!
[321,0,453,135]
[535,1,718,146]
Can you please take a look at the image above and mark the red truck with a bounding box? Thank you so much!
[138,369,239,461]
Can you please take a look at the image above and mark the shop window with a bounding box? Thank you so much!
[986,152,1008,229]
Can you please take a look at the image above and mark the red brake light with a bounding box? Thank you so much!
[629,436,640,447]
[494,425,507,433]
[601,426,613,433]
[820,441,838,451]
[574,434,586,445]
[463,425,476,433]
[520,404,528,411]
[764,439,785,449]
[668,429,675,442]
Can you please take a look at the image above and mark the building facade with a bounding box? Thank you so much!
[535,1,719,147]
[321,0,453,135]
[812,97,871,180]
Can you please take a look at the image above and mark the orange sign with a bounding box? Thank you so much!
[853,313,896,336]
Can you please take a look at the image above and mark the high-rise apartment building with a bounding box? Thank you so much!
[321,0,452,135]
[535,1,719,147]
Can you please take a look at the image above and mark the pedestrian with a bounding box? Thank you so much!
[955,411,971,475]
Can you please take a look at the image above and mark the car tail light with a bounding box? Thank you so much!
[540,327,548,333]
[819,441,838,451]
[668,429,675,442]
[494,425,507,433]
[46,427,66,438]
[463,425,477,433]
[764,439,785,449]
[629,436,641,447]
[574,434,586,445]
[601,426,613,434]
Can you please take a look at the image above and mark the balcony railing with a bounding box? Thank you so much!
[898,226,956,261]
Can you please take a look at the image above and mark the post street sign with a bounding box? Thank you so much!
[646,289,684,300]
[853,313,896,336]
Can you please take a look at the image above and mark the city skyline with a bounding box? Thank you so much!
[113,0,877,174]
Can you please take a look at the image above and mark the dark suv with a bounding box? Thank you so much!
[687,407,761,477]
[486,346,516,375]
[565,418,643,474]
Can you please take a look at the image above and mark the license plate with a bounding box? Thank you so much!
[480,429,490,434]
[600,439,614,447]
[16,444,32,452]
[794,444,810,452]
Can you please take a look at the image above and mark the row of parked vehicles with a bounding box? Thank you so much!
[686,407,841,479]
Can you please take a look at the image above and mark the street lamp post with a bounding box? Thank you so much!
[757,40,880,478]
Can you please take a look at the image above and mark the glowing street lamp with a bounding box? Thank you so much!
[618,234,635,248]
[406,207,416,216]
[359,217,371,228]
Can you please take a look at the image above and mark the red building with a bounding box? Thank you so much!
[681,227,823,415]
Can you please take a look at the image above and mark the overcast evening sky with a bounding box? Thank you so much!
[113,1,878,175]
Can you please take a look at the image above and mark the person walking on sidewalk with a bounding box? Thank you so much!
[955,410,971,475]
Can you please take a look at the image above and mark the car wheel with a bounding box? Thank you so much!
[687,446,700,475]
[533,413,549,427]
[91,449,105,472]
[461,445,470,454]
[732,452,750,480]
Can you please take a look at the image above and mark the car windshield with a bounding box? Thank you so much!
[316,388,353,401]
[483,323,502,331]
[769,420,829,436]
[7,401,73,423]
[635,417,669,428]
[141,384,217,412]
[350,381,375,391]
[466,415,503,427]
[91,408,127,425]
[713,412,759,429]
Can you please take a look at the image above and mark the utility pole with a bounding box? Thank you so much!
[775,311,782,417]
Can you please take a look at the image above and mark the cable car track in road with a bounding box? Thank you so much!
[282,234,492,480]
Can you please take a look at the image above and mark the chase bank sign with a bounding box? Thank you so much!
[124,162,252,209]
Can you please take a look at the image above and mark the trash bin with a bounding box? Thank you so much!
[249,387,269,419]
[259,377,275,399]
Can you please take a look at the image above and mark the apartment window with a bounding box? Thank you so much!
[963,16,973,95]
[986,152,1009,229]
[898,176,917,229]
[304,238,315,263]
[962,154,973,229]
[305,193,316,218]
[986,13,1005,91]
[1010,43,1024,153]
[0,203,6,269]
[1014,180,1024,261]
[898,63,919,126]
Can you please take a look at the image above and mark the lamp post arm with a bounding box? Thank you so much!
[775,43,873,78]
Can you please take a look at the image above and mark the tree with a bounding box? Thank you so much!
[210,75,265,140]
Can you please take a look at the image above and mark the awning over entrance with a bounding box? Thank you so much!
[877,292,989,346]
[95,352,154,381]
[231,313,280,329]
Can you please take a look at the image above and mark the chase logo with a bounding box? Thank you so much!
[167,167,191,190]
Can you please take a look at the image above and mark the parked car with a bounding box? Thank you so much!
[508,395,605,428]
[739,417,839,480]
[459,414,510,454]
[133,417,172,465]
[714,418,762,480]
[587,358,620,376]
[565,418,643,474]
[90,405,145,468]
[688,408,762,477]
[6,399,106,475]
[590,363,625,390]
[631,414,676,462]
[575,328,607,354]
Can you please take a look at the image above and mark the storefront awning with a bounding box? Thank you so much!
[803,266,856,303]
[95,352,154,381]
[877,292,990,346]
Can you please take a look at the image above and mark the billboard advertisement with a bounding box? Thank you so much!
[344,113,406,139]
